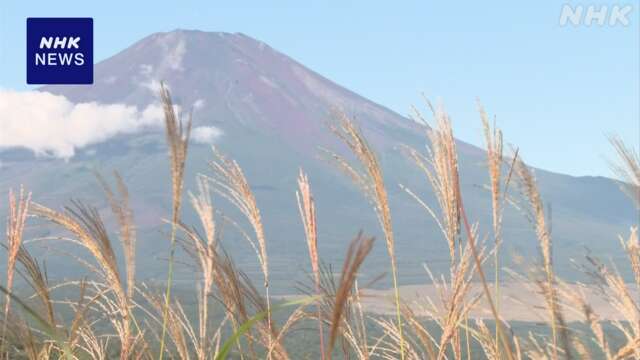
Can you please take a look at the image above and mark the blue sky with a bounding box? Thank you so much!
[1,1,638,177]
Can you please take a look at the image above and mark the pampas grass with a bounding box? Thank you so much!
[479,102,503,357]
[185,177,219,359]
[31,199,140,359]
[327,232,374,358]
[1,87,639,360]
[478,101,520,359]
[325,111,406,359]
[513,154,571,359]
[402,104,461,262]
[2,186,31,350]
[157,83,192,358]
[205,147,274,355]
[296,169,325,359]
[402,102,517,359]
[95,172,136,300]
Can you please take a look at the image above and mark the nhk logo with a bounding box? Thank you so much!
[559,4,633,27]
[27,18,93,84]
[36,37,85,66]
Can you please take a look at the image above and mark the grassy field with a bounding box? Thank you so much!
[1,86,638,359]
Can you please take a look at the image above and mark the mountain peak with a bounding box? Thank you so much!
[40,29,416,138]
[142,29,263,49]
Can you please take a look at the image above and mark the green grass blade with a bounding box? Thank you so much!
[215,296,318,360]
[0,285,73,359]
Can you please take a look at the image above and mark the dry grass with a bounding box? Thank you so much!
[402,102,517,359]
[188,178,218,357]
[295,169,325,359]
[1,89,638,360]
[478,101,506,358]
[513,154,572,359]
[325,111,406,359]
[30,199,142,359]
[204,146,274,355]
[95,172,136,300]
[2,187,31,348]
[402,104,460,262]
[157,83,192,358]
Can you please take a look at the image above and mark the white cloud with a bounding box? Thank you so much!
[191,126,223,145]
[0,90,168,159]
[193,99,205,109]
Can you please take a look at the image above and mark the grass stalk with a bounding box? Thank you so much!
[327,232,374,357]
[325,112,405,359]
[2,187,30,348]
[296,170,326,360]
[478,102,505,358]
[157,83,192,359]
[207,148,273,355]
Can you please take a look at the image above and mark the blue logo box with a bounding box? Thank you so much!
[26,18,93,84]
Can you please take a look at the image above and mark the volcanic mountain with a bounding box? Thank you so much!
[1,30,636,291]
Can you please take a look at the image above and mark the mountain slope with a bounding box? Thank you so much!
[1,30,636,291]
